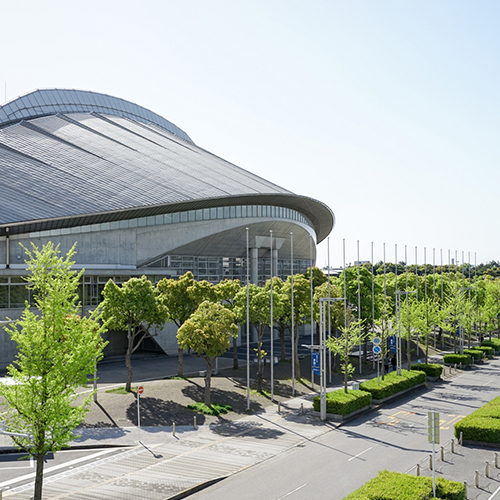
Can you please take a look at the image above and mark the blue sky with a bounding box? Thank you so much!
[2,1,499,268]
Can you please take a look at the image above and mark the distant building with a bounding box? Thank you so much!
[0,89,334,364]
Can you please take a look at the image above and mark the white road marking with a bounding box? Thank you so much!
[0,448,120,488]
[276,483,307,499]
[348,445,375,461]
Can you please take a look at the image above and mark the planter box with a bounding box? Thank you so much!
[371,383,426,405]
[311,404,372,422]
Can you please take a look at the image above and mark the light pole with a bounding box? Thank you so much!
[246,227,250,411]
[291,232,295,396]
[270,230,274,402]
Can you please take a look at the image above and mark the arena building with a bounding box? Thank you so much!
[0,89,334,363]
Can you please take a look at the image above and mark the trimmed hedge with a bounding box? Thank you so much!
[475,345,494,357]
[312,389,371,415]
[455,394,500,444]
[464,348,484,361]
[481,338,500,351]
[443,353,471,365]
[410,363,443,378]
[343,470,465,500]
[359,369,425,400]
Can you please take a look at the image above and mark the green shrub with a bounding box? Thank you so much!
[359,369,425,400]
[410,363,443,377]
[187,402,233,415]
[464,348,484,361]
[443,353,471,365]
[342,470,465,500]
[481,338,500,350]
[475,345,494,357]
[312,389,371,415]
[455,394,500,443]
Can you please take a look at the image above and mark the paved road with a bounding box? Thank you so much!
[188,362,500,500]
[2,358,500,499]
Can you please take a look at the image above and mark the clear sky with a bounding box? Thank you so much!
[2,1,499,269]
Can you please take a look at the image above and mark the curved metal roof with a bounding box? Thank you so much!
[0,90,334,242]
[0,89,192,143]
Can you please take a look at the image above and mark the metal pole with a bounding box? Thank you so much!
[371,242,375,371]
[357,240,362,374]
[270,230,274,402]
[291,232,295,396]
[310,235,314,390]
[320,299,326,421]
[246,228,250,411]
[328,237,332,382]
[137,391,141,442]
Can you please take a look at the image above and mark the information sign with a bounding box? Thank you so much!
[389,336,397,353]
[312,352,320,376]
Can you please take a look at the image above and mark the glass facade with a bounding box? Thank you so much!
[29,204,314,239]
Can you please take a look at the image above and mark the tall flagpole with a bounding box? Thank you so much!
[327,237,332,383]
[246,227,250,411]
[270,230,274,402]
[357,240,362,374]
[291,232,295,396]
[310,235,314,389]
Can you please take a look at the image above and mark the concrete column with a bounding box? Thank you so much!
[250,247,258,284]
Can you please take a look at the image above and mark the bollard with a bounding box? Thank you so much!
[440,446,444,461]
[475,470,479,488]
[464,480,467,499]
[460,432,463,446]
[193,416,197,430]
[486,461,490,478]
[460,362,462,370]
[454,363,457,372]
[172,422,176,437]
[278,401,281,414]
[429,454,433,471]
[416,463,420,476]
[496,452,499,469]
[300,403,304,415]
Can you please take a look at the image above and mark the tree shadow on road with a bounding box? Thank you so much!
[126,397,207,426]
[209,420,285,439]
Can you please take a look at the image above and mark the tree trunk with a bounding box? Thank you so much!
[204,359,213,406]
[257,326,264,393]
[125,324,134,392]
[232,337,239,370]
[178,347,184,377]
[406,338,411,369]
[34,453,45,500]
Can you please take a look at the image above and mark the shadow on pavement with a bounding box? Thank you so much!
[126,397,207,426]
[210,420,285,439]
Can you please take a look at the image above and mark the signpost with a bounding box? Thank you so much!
[137,386,144,442]
[428,411,440,497]
[372,337,381,385]
[312,352,320,377]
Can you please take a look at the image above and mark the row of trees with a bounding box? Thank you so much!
[100,265,500,400]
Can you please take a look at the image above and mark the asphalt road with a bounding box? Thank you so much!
[189,361,500,500]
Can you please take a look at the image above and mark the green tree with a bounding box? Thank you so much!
[215,279,242,369]
[157,272,216,376]
[0,243,107,500]
[326,316,364,392]
[177,301,238,405]
[101,276,168,391]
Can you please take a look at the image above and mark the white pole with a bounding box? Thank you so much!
[371,242,375,371]
[270,230,274,402]
[310,235,314,390]
[357,240,362,374]
[327,237,331,383]
[137,391,141,442]
[291,231,295,396]
[246,227,250,411]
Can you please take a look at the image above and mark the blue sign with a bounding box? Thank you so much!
[373,345,381,355]
[312,352,320,376]
[389,336,397,353]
